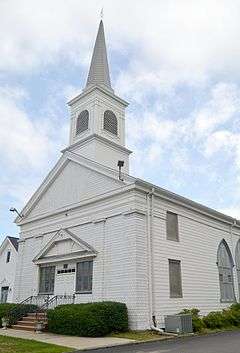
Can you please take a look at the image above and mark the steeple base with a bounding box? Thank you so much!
[62,134,132,174]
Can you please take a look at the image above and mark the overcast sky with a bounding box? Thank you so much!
[1,0,240,240]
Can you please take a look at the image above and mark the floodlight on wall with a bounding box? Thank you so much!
[9,207,24,218]
[117,160,124,181]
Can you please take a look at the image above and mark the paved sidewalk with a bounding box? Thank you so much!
[0,328,135,350]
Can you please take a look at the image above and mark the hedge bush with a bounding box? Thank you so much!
[179,304,240,332]
[179,308,205,332]
[0,303,38,326]
[47,302,128,337]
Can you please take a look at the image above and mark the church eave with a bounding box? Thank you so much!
[62,134,132,155]
[135,179,240,227]
[67,85,129,107]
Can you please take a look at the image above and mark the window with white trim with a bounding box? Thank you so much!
[76,260,93,293]
[217,240,235,302]
[166,211,179,241]
[169,259,183,298]
[39,266,55,294]
[236,240,240,298]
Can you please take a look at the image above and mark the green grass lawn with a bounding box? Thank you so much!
[110,330,172,341]
[0,335,73,353]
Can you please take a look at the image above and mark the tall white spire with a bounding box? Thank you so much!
[85,20,113,92]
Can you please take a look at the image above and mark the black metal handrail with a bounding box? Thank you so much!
[6,294,76,327]
[35,294,75,324]
[6,294,51,326]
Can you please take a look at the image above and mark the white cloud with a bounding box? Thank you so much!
[194,83,240,136]
[1,0,240,86]
[0,85,68,205]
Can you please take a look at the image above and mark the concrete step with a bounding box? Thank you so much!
[11,325,35,332]
[27,314,46,320]
[18,320,36,326]
[22,316,37,322]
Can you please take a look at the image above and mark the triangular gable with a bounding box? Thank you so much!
[33,229,97,264]
[0,237,18,256]
[17,151,135,223]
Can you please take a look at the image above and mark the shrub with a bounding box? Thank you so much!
[179,308,205,332]
[222,308,240,327]
[202,311,226,329]
[0,303,38,326]
[0,304,17,327]
[47,302,128,337]
[230,303,240,312]
[6,304,38,325]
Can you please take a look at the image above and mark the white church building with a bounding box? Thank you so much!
[0,236,18,303]
[13,20,240,329]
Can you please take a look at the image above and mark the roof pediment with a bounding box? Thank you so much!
[33,229,97,264]
[16,151,134,224]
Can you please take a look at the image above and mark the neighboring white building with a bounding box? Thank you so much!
[0,237,18,303]
[13,20,240,329]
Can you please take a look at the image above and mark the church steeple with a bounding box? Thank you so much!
[67,20,132,173]
[85,20,113,92]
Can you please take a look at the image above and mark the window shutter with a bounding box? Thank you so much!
[235,240,240,298]
[166,212,179,241]
[217,240,235,302]
[169,259,183,298]
[103,110,118,135]
[76,110,89,135]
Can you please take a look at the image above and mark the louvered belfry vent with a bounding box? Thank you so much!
[76,110,89,135]
[103,110,117,135]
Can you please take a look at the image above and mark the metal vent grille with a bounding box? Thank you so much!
[103,110,117,135]
[165,314,193,334]
[76,110,89,135]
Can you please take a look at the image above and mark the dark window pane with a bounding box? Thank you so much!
[76,260,93,293]
[6,251,11,263]
[39,266,55,294]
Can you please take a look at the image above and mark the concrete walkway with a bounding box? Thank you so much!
[0,328,135,351]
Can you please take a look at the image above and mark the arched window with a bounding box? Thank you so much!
[235,240,240,297]
[217,239,235,302]
[103,110,117,135]
[76,110,89,135]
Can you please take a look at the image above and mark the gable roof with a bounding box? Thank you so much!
[15,151,135,224]
[7,237,18,251]
[0,236,19,255]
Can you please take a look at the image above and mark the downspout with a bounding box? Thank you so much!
[146,190,153,327]
[147,187,164,332]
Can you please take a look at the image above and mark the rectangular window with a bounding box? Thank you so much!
[39,266,55,294]
[6,251,11,263]
[76,260,93,293]
[169,259,183,298]
[166,211,179,241]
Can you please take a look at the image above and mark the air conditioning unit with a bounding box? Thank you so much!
[164,314,193,334]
